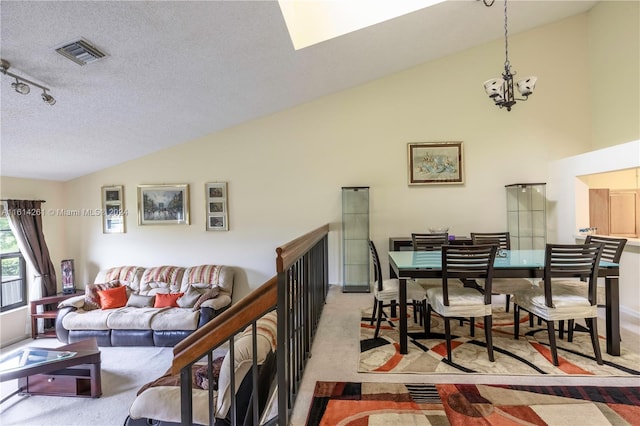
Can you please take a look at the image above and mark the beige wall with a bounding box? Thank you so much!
[589,1,640,149]
[1,2,639,346]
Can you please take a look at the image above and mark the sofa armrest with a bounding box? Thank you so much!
[55,306,77,343]
[199,294,231,312]
[198,304,230,328]
[58,295,86,309]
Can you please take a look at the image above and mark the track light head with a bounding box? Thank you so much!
[12,79,30,95]
[41,90,56,106]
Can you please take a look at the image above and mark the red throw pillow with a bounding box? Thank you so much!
[154,292,184,308]
[97,285,128,309]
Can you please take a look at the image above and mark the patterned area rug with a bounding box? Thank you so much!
[306,381,640,425]
[359,308,640,375]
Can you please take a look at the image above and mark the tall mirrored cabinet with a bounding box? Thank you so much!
[342,186,370,293]
[506,183,547,249]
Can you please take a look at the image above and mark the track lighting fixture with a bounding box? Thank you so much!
[1,58,56,106]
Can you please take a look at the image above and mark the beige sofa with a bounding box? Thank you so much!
[55,264,234,346]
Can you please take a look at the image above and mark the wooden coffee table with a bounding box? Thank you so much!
[0,338,101,399]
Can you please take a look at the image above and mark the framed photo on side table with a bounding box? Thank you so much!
[205,182,228,231]
[102,185,125,233]
[138,184,190,225]
[408,142,464,185]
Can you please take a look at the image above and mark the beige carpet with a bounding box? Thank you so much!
[359,307,640,376]
[0,340,174,426]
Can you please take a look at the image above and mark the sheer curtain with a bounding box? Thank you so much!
[4,200,57,335]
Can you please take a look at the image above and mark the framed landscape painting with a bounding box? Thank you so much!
[205,182,228,231]
[138,184,190,225]
[408,141,464,185]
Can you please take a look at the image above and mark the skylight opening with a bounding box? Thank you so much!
[278,0,448,50]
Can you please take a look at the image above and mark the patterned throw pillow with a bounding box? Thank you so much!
[192,287,220,311]
[97,285,128,309]
[85,281,121,310]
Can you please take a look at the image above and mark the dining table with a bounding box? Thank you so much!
[388,249,622,356]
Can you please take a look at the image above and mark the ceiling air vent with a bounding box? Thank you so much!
[55,38,106,66]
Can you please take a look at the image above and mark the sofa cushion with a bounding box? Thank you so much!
[191,287,220,311]
[216,310,277,417]
[106,307,166,329]
[62,309,113,330]
[176,286,201,308]
[154,293,183,308]
[85,282,121,311]
[182,265,234,298]
[98,285,128,309]
[140,266,185,295]
[96,266,144,293]
[149,308,200,331]
[129,386,213,425]
[126,294,155,308]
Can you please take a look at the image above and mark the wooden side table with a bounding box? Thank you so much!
[30,292,83,339]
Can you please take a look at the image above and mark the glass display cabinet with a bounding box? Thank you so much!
[342,186,370,293]
[506,183,547,249]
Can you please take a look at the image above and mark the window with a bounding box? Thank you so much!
[0,216,27,312]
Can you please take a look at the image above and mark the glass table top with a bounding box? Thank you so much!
[0,348,77,374]
[389,249,618,270]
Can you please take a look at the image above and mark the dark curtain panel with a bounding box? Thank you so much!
[6,200,57,297]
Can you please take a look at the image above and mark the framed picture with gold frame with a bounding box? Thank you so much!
[205,182,228,231]
[408,141,464,185]
[101,185,125,233]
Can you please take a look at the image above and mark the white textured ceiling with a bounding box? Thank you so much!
[0,0,597,181]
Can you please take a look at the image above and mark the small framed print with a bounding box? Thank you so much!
[205,182,228,231]
[408,141,464,185]
[61,259,76,294]
[138,184,190,225]
[102,185,125,233]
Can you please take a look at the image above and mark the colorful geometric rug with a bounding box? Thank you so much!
[306,381,640,425]
[359,308,640,375]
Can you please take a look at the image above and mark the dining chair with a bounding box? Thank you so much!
[549,235,626,340]
[512,243,605,366]
[410,232,453,323]
[368,240,427,339]
[424,244,498,362]
[470,232,533,312]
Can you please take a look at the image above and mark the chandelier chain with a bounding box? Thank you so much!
[503,0,509,70]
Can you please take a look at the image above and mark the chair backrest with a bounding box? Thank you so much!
[411,233,449,251]
[368,240,384,292]
[470,232,510,249]
[543,243,604,307]
[441,245,497,306]
[585,235,626,263]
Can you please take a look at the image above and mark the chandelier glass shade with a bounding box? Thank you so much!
[482,0,536,111]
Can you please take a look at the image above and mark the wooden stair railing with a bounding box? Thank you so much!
[171,224,330,426]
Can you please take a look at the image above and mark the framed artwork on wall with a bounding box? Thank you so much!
[61,259,76,294]
[101,185,125,233]
[407,141,464,185]
[205,182,228,231]
[138,184,190,225]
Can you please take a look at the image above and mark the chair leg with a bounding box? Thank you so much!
[469,317,475,337]
[586,317,603,365]
[370,298,377,326]
[505,294,511,312]
[513,304,520,340]
[444,318,452,361]
[567,319,575,342]
[547,320,559,366]
[559,320,565,340]
[484,315,494,362]
[374,301,384,339]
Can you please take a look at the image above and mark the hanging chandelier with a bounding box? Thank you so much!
[482,0,536,111]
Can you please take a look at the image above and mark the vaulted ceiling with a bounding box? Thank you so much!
[0,0,597,181]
